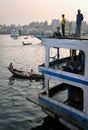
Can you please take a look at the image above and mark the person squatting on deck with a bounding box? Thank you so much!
[75,9,84,36]
[61,14,66,36]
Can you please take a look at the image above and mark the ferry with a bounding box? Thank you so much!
[27,37,88,130]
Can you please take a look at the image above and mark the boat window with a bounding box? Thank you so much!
[49,47,85,75]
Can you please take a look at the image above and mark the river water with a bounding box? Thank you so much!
[0,35,69,130]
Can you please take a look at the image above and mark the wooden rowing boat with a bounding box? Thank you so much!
[8,66,44,80]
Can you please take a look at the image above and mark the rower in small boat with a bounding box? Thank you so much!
[9,63,13,70]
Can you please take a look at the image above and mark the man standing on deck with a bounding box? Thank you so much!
[76,9,83,36]
[61,14,66,36]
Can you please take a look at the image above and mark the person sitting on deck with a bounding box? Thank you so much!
[53,26,61,38]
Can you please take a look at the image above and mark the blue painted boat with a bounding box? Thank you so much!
[27,37,88,130]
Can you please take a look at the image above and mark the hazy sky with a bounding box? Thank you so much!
[0,0,88,25]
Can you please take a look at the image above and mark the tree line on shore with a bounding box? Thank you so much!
[0,20,88,35]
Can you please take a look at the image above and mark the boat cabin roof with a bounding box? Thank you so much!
[42,38,88,51]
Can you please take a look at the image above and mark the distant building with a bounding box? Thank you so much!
[52,19,60,33]
[10,29,19,37]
